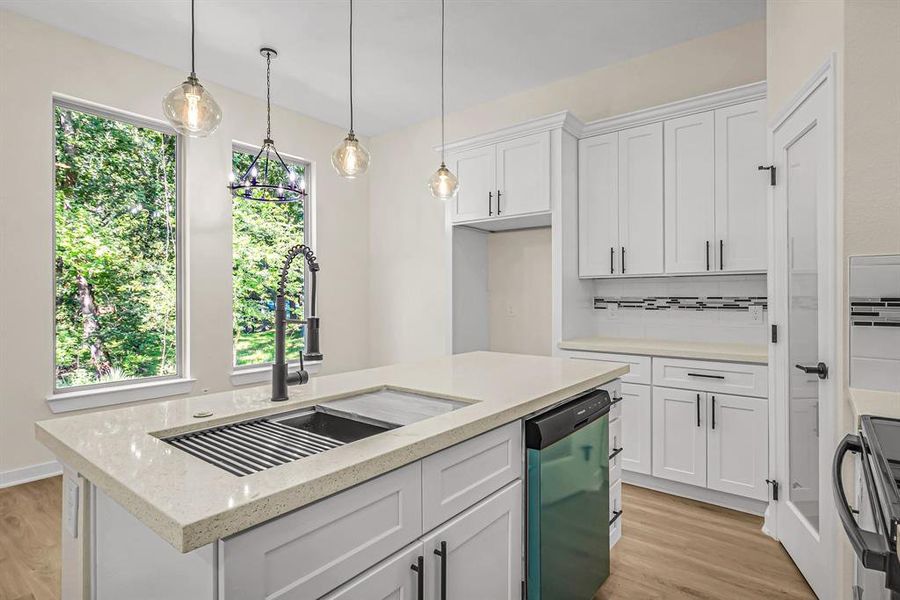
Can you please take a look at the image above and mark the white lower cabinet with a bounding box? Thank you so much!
[707,393,768,500]
[652,387,708,487]
[423,481,523,600]
[620,383,652,475]
[321,542,424,600]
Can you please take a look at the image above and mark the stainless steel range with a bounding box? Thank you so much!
[835,416,900,599]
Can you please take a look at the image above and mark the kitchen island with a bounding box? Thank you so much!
[37,351,626,600]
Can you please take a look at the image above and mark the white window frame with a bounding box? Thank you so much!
[229,141,320,386]
[47,96,193,413]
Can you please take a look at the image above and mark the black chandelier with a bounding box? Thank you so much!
[229,48,307,204]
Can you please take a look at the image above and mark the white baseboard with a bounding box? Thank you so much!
[623,470,768,516]
[0,460,62,489]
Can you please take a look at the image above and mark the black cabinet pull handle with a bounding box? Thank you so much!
[719,240,724,270]
[621,247,626,274]
[706,241,710,271]
[433,540,447,600]
[696,393,701,427]
[496,190,502,215]
[410,555,424,600]
[687,372,725,380]
[795,362,829,380]
[610,395,623,406]
[609,447,624,460]
[488,192,492,216]
[711,396,716,430]
[610,247,614,274]
[609,509,623,526]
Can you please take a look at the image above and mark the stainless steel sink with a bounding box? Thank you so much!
[164,406,394,477]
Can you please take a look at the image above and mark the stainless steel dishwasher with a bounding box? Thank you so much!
[525,387,611,600]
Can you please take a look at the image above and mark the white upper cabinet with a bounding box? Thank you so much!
[495,131,551,217]
[715,99,767,272]
[450,131,551,225]
[578,132,619,276]
[618,122,665,276]
[664,112,716,274]
[577,87,767,278]
[451,145,496,222]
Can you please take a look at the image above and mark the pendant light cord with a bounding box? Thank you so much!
[440,0,446,164]
[190,0,196,76]
[349,0,354,135]
[266,51,272,140]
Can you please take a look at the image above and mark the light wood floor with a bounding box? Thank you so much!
[0,477,60,600]
[0,477,814,600]
[597,485,815,599]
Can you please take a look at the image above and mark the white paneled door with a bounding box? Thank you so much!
[578,132,619,277]
[715,99,768,272]
[495,131,550,217]
[450,145,495,222]
[664,111,716,274]
[707,393,768,500]
[618,122,664,276]
[770,63,838,599]
[652,386,706,487]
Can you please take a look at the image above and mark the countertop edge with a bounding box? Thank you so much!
[41,364,627,553]
[558,340,768,365]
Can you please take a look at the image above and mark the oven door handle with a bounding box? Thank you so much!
[833,433,891,572]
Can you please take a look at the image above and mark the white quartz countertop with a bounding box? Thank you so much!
[36,351,626,553]
[849,388,900,423]
[559,336,768,364]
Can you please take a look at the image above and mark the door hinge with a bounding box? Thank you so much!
[771,324,778,343]
[766,479,779,501]
[758,164,776,186]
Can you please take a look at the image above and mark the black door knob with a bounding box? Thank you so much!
[795,362,828,380]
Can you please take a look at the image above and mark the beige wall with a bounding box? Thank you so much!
[0,11,370,476]
[367,20,767,366]
[487,228,552,356]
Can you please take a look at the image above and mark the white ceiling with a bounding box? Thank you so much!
[3,0,764,136]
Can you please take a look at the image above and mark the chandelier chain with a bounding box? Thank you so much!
[440,0,445,164]
[349,0,354,134]
[266,51,272,139]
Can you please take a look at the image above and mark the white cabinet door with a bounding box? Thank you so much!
[423,481,522,600]
[618,122,664,275]
[652,387,707,487]
[450,145,496,223]
[714,99,767,272]
[421,421,522,532]
[496,132,551,217]
[321,542,424,600]
[707,393,768,500]
[578,132,619,277]
[221,463,422,600]
[620,382,652,475]
[664,112,716,274]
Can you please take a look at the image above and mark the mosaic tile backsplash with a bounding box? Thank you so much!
[850,255,900,392]
[594,296,768,312]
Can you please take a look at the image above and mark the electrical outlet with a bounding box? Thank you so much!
[506,303,516,318]
[749,305,763,322]
[607,302,620,320]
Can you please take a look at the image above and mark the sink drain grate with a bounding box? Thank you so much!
[165,418,345,477]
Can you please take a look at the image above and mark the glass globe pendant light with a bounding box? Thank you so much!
[162,0,222,137]
[428,0,458,200]
[227,48,307,204]
[331,0,370,178]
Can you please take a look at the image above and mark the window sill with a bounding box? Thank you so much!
[230,361,323,387]
[47,377,196,414]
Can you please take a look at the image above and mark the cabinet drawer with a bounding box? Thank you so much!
[563,350,651,385]
[652,357,767,397]
[609,479,623,548]
[220,462,422,600]
[609,417,623,484]
[422,421,522,532]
